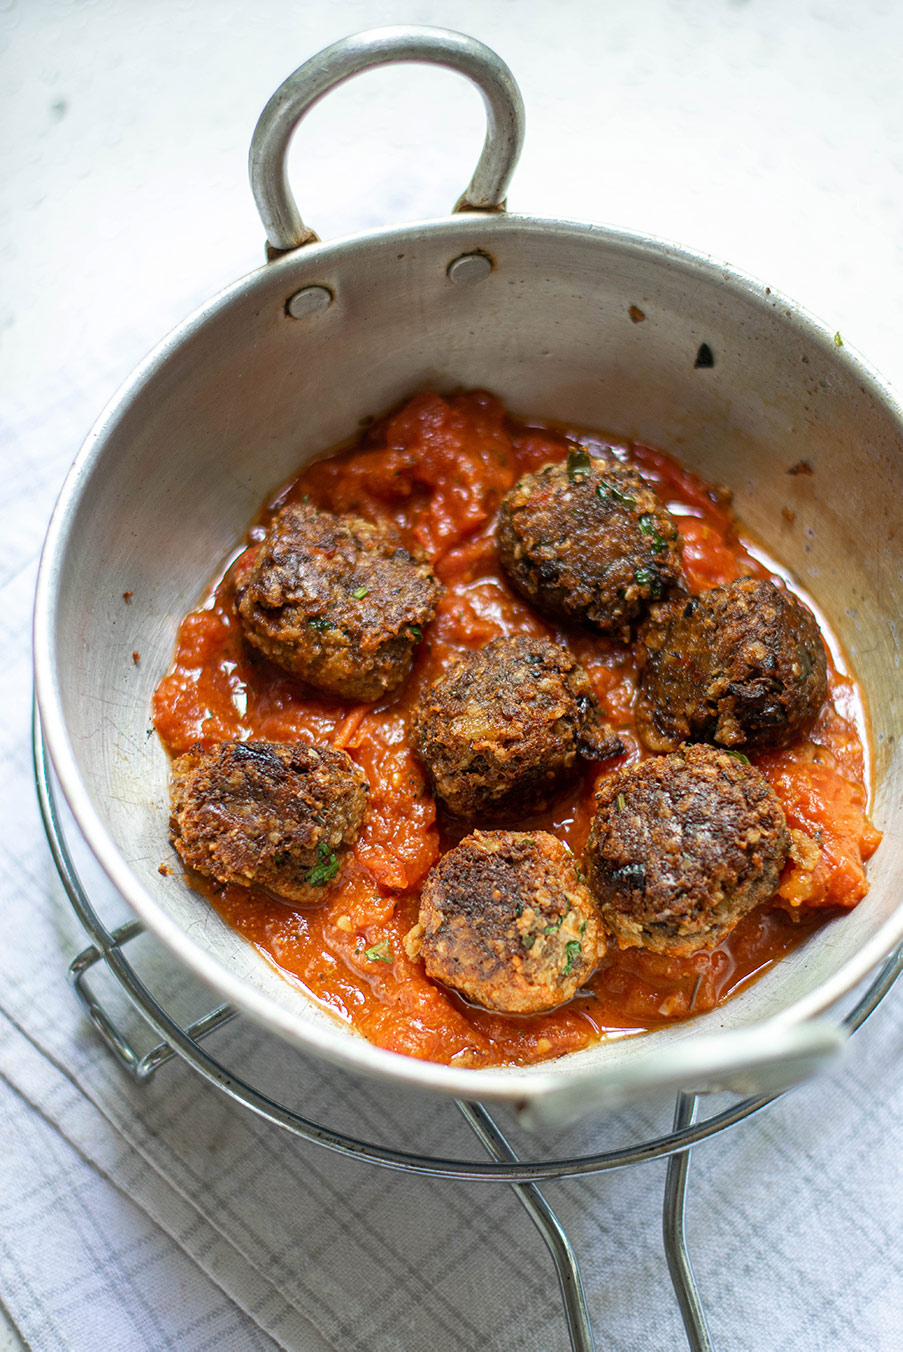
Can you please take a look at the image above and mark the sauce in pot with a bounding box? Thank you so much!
[153,391,880,1067]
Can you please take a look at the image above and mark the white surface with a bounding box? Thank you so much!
[2,1,903,1349]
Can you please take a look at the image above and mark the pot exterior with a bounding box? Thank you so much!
[35,213,903,1104]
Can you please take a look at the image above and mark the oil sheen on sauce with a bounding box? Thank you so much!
[153,391,881,1068]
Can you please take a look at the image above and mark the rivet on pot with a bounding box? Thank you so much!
[447,252,493,285]
[285,285,334,319]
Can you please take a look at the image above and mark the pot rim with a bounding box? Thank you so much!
[33,210,903,1104]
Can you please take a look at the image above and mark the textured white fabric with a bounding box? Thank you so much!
[2,2,903,1349]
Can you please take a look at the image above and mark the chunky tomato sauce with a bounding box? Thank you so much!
[153,391,881,1067]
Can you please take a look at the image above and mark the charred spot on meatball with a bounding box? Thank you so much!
[635,577,828,753]
[169,740,368,903]
[411,634,623,821]
[236,502,443,702]
[404,830,605,1014]
[584,744,789,955]
[496,453,684,635]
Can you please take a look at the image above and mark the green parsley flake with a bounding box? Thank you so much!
[407,625,422,641]
[308,615,332,632]
[522,933,536,950]
[834,331,844,348]
[308,840,340,886]
[352,585,369,600]
[638,513,668,553]
[563,940,582,976]
[364,939,393,963]
[598,481,636,508]
[723,748,751,765]
[634,566,663,597]
[567,446,592,482]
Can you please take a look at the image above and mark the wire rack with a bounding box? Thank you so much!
[33,710,903,1352]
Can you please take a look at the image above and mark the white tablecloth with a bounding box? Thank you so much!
[2,2,902,1348]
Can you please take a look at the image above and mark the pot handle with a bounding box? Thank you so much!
[517,1018,847,1131]
[249,26,525,254]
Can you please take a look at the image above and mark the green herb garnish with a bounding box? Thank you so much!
[407,625,422,641]
[598,481,636,508]
[308,615,332,632]
[364,939,393,963]
[834,331,844,348]
[723,749,751,765]
[563,940,582,976]
[567,446,592,482]
[308,840,340,886]
[352,585,369,599]
[522,933,536,950]
[639,513,668,554]
[543,916,564,934]
[634,566,664,597]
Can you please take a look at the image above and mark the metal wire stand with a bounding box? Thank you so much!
[34,710,903,1352]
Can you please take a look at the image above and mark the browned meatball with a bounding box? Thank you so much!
[236,503,443,702]
[411,635,622,820]
[497,452,684,636]
[169,740,368,903]
[405,830,605,1014]
[584,745,789,955]
[635,577,828,753]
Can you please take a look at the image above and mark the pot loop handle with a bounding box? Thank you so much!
[249,26,525,255]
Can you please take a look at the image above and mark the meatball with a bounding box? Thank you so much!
[584,744,789,955]
[236,502,443,702]
[411,635,622,820]
[635,577,828,753]
[497,452,684,635]
[169,740,368,903]
[405,830,605,1014]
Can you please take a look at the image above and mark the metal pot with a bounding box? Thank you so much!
[34,27,903,1128]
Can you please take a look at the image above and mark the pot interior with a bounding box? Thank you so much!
[37,215,903,1101]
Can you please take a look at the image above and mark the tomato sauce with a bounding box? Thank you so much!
[153,391,881,1068]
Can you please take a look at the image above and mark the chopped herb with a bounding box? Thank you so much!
[598,480,636,508]
[522,933,536,950]
[364,939,393,963]
[273,851,288,866]
[308,840,340,886]
[407,624,423,641]
[616,792,627,811]
[579,920,588,936]
[308,615,332,632]
[723,749,751,765]
[351,585,369,599]
[634,566,663,597]
[563,940,582,976]
[567,446,592,482]
[543,916,564,934]
[833,331,844,348]
[638,513,668,553]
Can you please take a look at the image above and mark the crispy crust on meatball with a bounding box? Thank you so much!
[405,830,605,1014]
[411,635,623,820]
[584,744,789,955]
[169,740,368,904]
[635,577,828,753]
[236,502,443,702]
[497,454,684,635]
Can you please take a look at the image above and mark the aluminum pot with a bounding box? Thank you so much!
[34,27,903,1128]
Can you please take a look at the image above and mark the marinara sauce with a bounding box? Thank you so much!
[153,391,881,1068]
